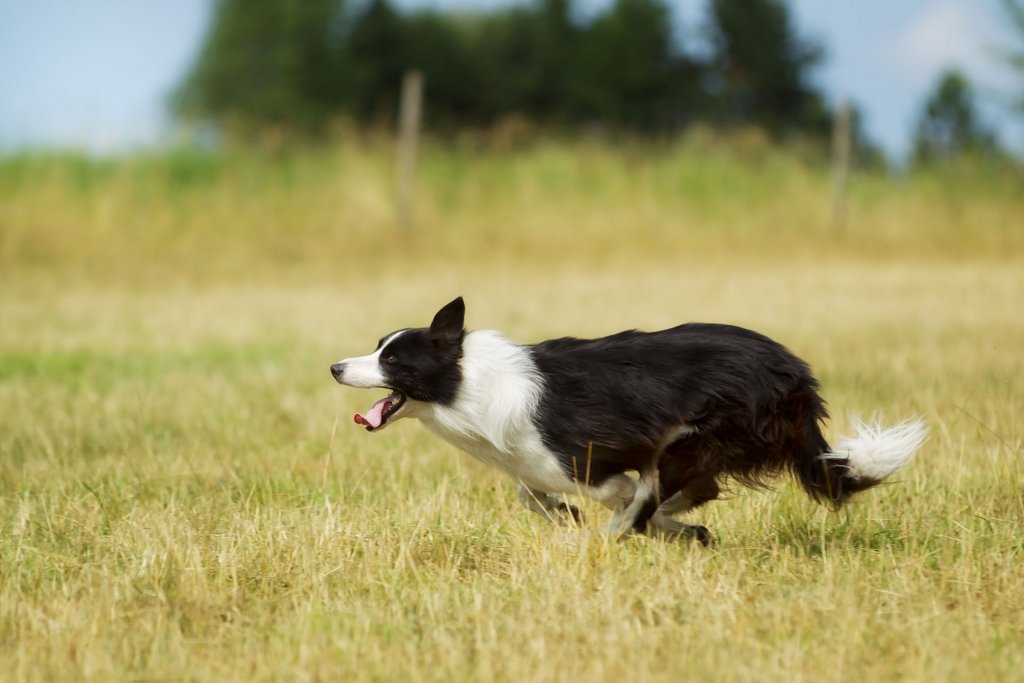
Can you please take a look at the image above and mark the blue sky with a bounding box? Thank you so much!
[0,0,1021,159]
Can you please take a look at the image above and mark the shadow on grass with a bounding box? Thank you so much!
[765,516,908,557]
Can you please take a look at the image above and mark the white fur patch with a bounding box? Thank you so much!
[606,472,655,536]
[413,330,574,493]
[821,417,928,482]
[586,473,637,510]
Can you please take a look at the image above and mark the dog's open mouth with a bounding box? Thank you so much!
[354,391,406,431]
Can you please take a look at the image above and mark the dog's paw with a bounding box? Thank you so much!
[689,525,713,547]
[554,502,584,524]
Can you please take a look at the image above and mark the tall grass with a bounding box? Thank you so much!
[2,134,1022,285]
[0,137,1022,681]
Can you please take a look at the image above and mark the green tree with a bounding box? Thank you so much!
[473,0,580,124]
[174,0,834,139]
[999,0,1024,114]
[705,0,829,137]
[569,0,698,130]
[343,0,408,122]
[400,13,482,126]
[174,0,345,131]
[912,70,999,165]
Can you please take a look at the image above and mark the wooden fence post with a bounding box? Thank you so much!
[831,99,852,235]
[396,70,423,233]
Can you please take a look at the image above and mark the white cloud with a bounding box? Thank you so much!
[888,0,1016,88]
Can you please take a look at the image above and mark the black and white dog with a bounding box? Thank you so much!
[330,297,925,543]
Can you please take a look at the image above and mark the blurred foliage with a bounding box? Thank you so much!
[173,0,347,130]
[912,70,1001,167]
[175,0,840,144]
[704,0,829,138]
[999,0,1024,114]
[2,134,1022,288]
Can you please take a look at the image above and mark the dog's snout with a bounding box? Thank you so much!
[330,362,347,382]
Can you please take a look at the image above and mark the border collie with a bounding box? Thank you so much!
[330,297,926,544]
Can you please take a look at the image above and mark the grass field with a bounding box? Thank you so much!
[1,139,1023,681]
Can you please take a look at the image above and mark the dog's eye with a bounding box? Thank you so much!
[383,355,398,364]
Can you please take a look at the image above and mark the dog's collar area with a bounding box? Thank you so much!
[354,390,406,431]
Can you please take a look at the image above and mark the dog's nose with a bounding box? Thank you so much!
[330,362,346,382]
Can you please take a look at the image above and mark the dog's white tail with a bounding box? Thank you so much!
[821,417,928,483]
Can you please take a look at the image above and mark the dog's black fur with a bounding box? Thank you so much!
[532,323,869,515]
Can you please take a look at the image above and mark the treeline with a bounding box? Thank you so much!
[175,0,832,140]
[176,0,1021,166]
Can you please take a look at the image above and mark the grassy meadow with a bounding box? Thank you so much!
[1,136,1022,681]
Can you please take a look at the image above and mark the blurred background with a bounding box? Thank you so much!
[3,4,1024,679]
[3,0,1024,158]
[2,0,1023,284]
[2,0,1024,284]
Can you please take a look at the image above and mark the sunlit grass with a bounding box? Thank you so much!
[2,134,1022,286]
[1,139,1022,681]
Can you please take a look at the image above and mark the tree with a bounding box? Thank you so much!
[174,0,829,139]
[343,0,410,123]
[999,0,1024,114]
[705,0,829,138]
[399,13,483,127]
[174,0,346,131]
[471,0,580,124]
[912,70,999,165]
[569,0,699,130]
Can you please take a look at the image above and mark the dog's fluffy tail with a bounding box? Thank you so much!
[800,417,927,507]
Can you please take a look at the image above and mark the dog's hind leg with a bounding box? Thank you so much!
[517,484,582,524]
[652,445,720,545]
[648,489,715,546]
[587,473,637,510]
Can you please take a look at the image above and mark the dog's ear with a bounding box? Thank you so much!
[429,297,465,347]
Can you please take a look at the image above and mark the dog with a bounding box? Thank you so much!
[330,297,926,544]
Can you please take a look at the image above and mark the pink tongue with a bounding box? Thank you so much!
[354,396,392,429]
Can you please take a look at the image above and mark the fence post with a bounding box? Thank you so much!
[396,70,423,233]
[831,99,852,235]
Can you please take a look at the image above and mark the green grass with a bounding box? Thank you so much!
[1,138,1023,681]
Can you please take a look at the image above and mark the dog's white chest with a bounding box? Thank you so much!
[418,416,573,493]
[409,329,574,493]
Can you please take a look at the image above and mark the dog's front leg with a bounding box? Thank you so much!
[516,484,582,524]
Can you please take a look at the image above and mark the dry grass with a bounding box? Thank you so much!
[1,140,1022,681]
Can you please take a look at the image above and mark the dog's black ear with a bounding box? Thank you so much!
[429,297,465,346]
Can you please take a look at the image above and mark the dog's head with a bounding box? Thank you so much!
[330,297,465,432]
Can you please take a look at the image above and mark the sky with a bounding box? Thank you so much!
[0,0,1021,159]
